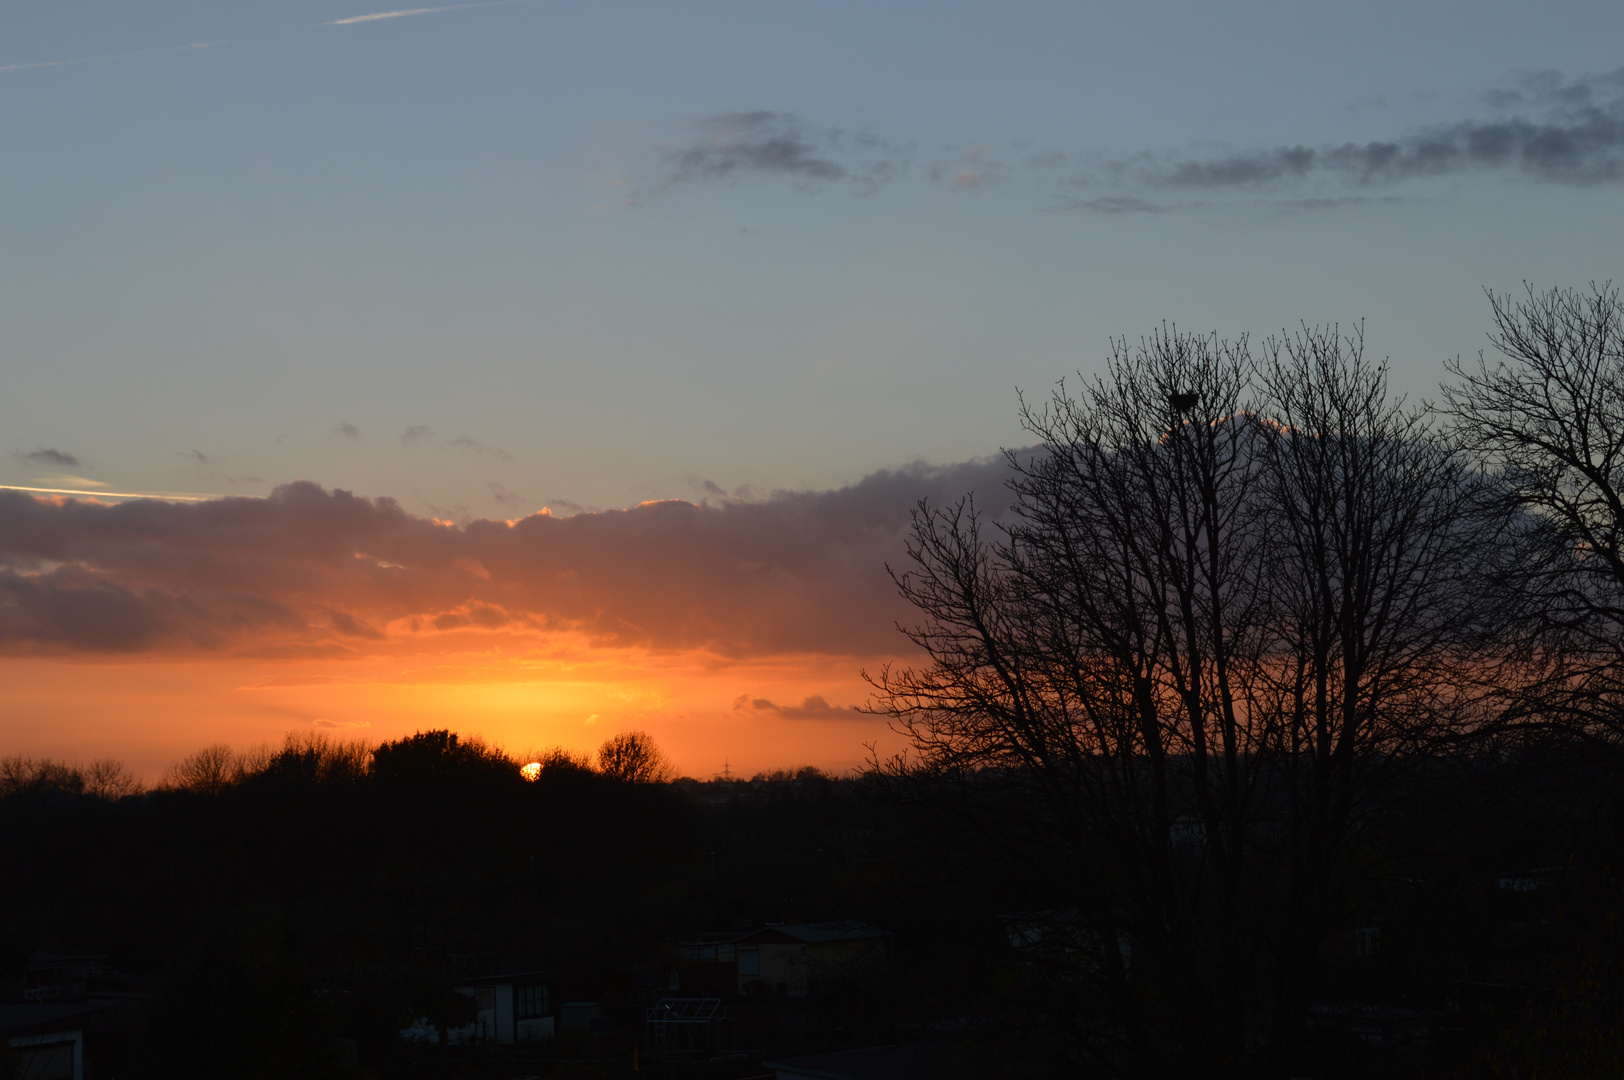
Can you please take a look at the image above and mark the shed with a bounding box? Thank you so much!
[454,971,556,1044]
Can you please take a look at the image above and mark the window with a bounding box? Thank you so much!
[1355,927,1380,957]
[737,947,759,976]
[515,983,548,1019]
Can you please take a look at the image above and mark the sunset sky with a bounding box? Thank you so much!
[3,0,1622,778]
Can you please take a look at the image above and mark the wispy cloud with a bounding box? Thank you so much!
[16,448,81,468]
[324,1,517,26]
[1068,68,1624,203]
[733,694,864,721]
[0,41,226,75]
[645,69,1624,213]
[450,435,513,462]
[487,481,522,506]
[647,112,913,200]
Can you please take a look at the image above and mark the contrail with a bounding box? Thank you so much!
[325,1,518,26]
[0,41,225,75]
[0,484,217,503]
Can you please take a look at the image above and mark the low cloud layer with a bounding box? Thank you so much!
[0,456,1015,658]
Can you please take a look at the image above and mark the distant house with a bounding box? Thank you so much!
[402,970,556,1045]
[4,955,148,1077]
[678,921,889,998]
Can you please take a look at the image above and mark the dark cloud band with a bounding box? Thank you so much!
[0,456,1013,658]
[647,69,1624,210]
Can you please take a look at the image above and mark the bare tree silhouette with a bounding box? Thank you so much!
[165,743,240,796]
[1444,283,1624,742]
[869,325,1502,1077]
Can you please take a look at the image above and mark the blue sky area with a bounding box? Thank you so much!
[3,0,1622,515]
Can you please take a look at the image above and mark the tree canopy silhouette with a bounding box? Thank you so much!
[595,730,675,783]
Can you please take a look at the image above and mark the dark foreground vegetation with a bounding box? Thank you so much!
[5,731,1624,1080]
[7,283,1624,1080]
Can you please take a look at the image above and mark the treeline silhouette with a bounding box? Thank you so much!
[6,729,1624,1077]
[1,730,977,1078]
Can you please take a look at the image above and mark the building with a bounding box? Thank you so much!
[458,970,556,1044]
[1,1004,105,1080]
[402,970,556,1045]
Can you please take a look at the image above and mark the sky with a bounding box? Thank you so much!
[2,0,1622,778]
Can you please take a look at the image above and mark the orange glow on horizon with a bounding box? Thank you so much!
[0,636,912,784]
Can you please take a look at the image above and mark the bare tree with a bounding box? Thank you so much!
[596,731,674,783]
[83,759,143,800]
[0,757,84,798]
[871,329,1268,1076]
[1442,283,1624,738]
[0,757,142,799]
[165,743,239,796]
[1253,325,1499,1067]
[869,326,1501,1077]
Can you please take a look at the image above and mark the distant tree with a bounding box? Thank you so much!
[165,743,239,796]
[0,757,83,798]
[250,733,370,787]
[520,747,595,779]
[1443,282,1624,740]
[369,729,515,784]
[596,731,674,783]
[83,759,142,800]
[0,757,139,800]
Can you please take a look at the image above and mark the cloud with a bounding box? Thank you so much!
[451,436,514,462]
[333,422,361,439]
[654,112,913,197]
[325,2,515,26]
[400,425,434,444]
[733,693,864,720]
[1059,195,1170,215]
[1097,68,1624,193]
[31,475,109,490]
[0,454,1017,658]
[325,610,383,639]
[18,448,81,468]
[180,449,217,466]
[650,70,1624,212]
[487,482,522,506]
